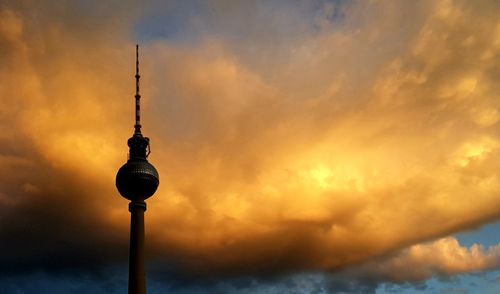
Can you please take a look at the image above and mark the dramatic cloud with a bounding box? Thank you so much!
[0,0,499,291]
[341,237,500,283]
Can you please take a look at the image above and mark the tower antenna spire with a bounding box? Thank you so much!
[134,44,141,135]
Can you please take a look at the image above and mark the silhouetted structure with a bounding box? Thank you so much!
[116,45,159,294]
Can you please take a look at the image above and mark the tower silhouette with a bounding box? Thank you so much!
[116,44,159,294]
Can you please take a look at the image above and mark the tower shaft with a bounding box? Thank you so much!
[128,201,147,294]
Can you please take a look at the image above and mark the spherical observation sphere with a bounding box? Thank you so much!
[116,159,159,201]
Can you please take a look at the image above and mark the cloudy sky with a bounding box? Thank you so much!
[1,0,500,293]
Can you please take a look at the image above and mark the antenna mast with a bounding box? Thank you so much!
[134,44,141,135]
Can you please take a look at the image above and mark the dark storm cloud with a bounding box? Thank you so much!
[0,154,128,275]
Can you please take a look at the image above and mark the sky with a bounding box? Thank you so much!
[0,0,499,293]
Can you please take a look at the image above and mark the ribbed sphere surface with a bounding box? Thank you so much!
[116,159,159,201]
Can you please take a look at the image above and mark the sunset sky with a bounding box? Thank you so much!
[1,0,500,293]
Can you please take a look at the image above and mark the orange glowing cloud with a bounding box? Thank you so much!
[0,0,499,284]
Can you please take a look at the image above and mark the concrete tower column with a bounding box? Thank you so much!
[128,200,147,294]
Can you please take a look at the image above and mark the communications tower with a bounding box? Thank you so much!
[116,45,159,294]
